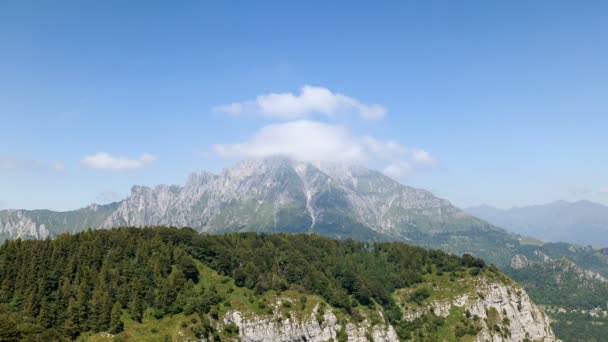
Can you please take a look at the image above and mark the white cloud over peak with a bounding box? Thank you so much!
[214,120,364,163]
[382,161,412,178]
[214,85,386,120]
[81,152,157,170]
[411,149,436,166]
[212,120,434,178]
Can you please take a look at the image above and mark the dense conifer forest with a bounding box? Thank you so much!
[0,227,495,341]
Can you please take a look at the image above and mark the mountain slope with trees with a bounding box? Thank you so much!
[0,227,556,341]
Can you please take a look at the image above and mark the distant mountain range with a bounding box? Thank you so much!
[0,157,509,260]
[466,200,608,247]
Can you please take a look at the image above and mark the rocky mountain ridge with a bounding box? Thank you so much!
[0,157,487,243]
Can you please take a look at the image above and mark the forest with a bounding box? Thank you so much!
[0,227,491,341]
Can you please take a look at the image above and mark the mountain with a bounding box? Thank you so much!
[466,200,608,247]
[2,157,607,340]
[0,157,517,264]
[507,250,608,309]
[505,247,608,341]
[0,227,558,341]
[0,202,120,241]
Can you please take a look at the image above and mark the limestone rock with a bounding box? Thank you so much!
[510,254,529,269]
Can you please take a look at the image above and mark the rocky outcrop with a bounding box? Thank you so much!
[0,202,120,241]
[219,279,557,342]
[467,281,557,341]
[510,252,608,285]
[0,210,49,239]
[510,254,529,269]
[399,279,558,342]
[223,304,398,342]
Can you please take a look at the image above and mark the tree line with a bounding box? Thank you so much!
[0,227,489,340]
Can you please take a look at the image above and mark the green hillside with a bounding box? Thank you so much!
[0,227,512,341]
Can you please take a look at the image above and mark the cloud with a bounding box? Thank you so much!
[411,149,436,166]
[82,152,157,170]
[383,161,412,178]
[214,85,386,120]
[0,156,65,172]
[214,120,364,162]
[599,187,608,194]
[213,120,434,177]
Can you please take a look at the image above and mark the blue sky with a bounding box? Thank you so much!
[1,1,607,211]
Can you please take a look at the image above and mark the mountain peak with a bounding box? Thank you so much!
[0,157,490,242]
[186,171,216,187]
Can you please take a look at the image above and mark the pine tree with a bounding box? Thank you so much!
[98,290,113,331]
[109,301,124,334]
[76,282,90,330]
[38,298,55,328]
[89,287,101,327]
[64,297,80,339]
[155,278,173,309]
[0,313,21,341]
[24,288,40,317]
[129,295,144,323]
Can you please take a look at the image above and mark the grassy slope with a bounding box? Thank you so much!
[80,259,329,342]
[81,258,506,341]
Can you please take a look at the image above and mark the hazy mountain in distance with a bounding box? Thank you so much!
[466,200,608,247]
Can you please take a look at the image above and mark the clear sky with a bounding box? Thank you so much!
[1,1,607,211]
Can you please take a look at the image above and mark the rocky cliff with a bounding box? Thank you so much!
[398,278,556,342]
[215,276,557,342]
[223,303,398,342]
[0,209,50,240]
[0,202,120,240]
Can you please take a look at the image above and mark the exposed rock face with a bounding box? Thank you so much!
[0,202,120,240]
[223,305,398,342]
[400,279,558,342]
[533,250,552,262]
[557,258,608,283]
[510,254,529,269]
[466,281,557,341]
[220,279,558,342]
[102,157,464,235]
[0,210,49,240]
